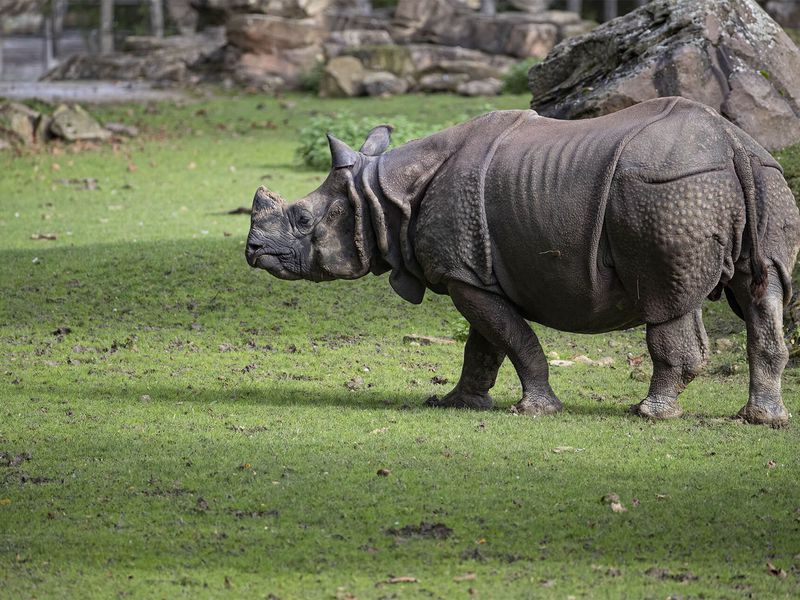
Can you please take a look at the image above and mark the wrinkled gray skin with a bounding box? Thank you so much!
[246,97,800,426]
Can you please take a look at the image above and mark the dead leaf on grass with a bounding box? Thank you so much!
[376,468,391,477]
[454,573,476,582]
[767,562,788,578]
[195,497,209,512]
[552,446,574,453]
[51,326,71,336]
[385,576,418,584]
[31,233,57,241]
[767,460,777,469]
[430,375,448,385]
[370,427,388,435]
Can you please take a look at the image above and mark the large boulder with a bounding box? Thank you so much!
[319,55,366,96]
[393,0,591,58]
[0,102,40,146]
[362,70,409,96]
[49,105,111,142]
[528,0,800,150]
[191,0,331,22]
[507,0,551,12]
[345,43,515,80]
[44,29,226,83]
[226,14,323,52]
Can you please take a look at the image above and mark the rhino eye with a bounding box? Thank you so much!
[296,212,313,229]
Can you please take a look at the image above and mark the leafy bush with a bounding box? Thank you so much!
[296,113,440,170]
[298,61,325,94]
[502,58,540,95]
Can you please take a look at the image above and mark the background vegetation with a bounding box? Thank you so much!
[1,93,799,598]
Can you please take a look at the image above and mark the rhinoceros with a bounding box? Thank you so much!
[246,97,800,426]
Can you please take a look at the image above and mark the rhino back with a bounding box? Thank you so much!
[484,99,682,332]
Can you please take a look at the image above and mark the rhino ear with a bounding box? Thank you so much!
[359,125,393,156]
[327,133,358,169]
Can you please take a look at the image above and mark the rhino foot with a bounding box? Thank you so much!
[629,395,683,419]
[510,394,563,417]
[736,400,789,428]
[425,389,493,410]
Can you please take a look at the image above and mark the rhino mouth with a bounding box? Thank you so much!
[248,249,302,280]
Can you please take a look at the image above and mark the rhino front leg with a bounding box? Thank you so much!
[446,281,562,416]
[426,327,505,410]
[730,269,790,426]
[630,309,708,419]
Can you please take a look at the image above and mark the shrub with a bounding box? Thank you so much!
[296,113,439,170]
[298,61,325,94]
[502,58,540,95]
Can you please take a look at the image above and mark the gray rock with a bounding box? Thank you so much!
[192,0,331,20]
[394,0,590,57]
[0,102,40,146]
[456,77,503,96]
[363,70,409,96]
[105,122,140,137]
[226,14,323,52]
[49,105,111,142]
[320,55,366,96]
[417,72,470,93]
[528,0,800,150]
[766,1,800,28]
[507,0,551,13]
[44,30,226,83]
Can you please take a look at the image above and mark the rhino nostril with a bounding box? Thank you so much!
[245,242,262,266]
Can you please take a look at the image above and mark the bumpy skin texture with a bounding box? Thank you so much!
[246,97,800,425]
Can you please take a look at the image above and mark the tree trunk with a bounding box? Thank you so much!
[42,13,55,71]
[53,0,67,58]
[603,0,618,21]
[150,0,164,38]
[567,0,582,14]
[100,0,114,55]
[480,0,496,17]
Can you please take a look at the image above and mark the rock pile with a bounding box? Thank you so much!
[0,102,136,150]
[45,0,593,97]
[527,0,800,150]
[44,28,227,84]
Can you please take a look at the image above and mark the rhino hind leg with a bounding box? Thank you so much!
[729,267,790,427]
[630,309,709,420]
[444,281,562,417]
[426,326,504,410]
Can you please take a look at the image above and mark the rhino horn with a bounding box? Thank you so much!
[252,185,284,211]
[327,133,359,169]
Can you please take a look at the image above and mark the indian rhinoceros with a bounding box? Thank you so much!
[245,97,800,426]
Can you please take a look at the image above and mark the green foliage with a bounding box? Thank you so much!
[298,60,326,95]
[503,58,540,95]
[1,93,799,599]
[452,317,471,342]
[774,142,800,201]
[296,113,441,170]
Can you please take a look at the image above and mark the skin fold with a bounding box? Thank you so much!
[246,98,800,426]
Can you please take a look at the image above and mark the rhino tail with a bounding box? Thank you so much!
[726,127,768,301]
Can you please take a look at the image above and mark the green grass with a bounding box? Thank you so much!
[1,92,799,599]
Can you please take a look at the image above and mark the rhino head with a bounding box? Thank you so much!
[245,125,393,282]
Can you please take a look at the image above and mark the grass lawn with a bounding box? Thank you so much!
[1,92,799,599]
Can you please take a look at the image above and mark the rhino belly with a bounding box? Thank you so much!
[490,231,641,334]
